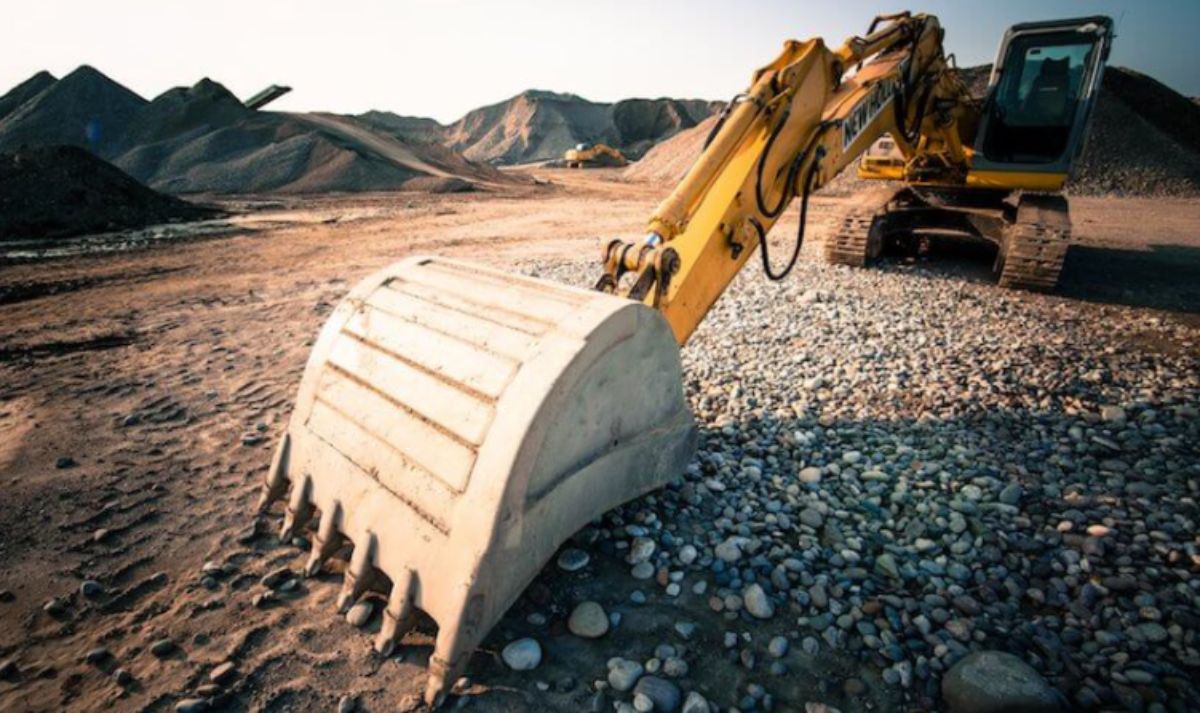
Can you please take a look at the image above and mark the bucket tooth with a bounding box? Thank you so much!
[337,532,376,613]
[262,256,696,707]
[256,433,291,513]
[374,569,417,656]
[278,476,312,542]
[425,632,470,708]
[305,504,344,577]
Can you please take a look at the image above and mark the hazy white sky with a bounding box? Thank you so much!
[2,0,1194,124]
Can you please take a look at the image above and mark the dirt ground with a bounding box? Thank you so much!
[1,169,1198,713]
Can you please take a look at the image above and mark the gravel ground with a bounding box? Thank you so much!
[510,252,1200,713]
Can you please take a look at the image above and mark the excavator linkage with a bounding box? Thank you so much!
[257,256,695,705]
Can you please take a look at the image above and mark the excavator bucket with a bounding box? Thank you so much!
[256,256,695,705]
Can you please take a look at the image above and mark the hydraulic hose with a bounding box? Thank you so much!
[756,146,824,281]
[754,106,800,220]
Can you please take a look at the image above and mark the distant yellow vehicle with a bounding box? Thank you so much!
[563,142,628,168]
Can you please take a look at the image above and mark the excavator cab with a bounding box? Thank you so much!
[974,16,1113,174]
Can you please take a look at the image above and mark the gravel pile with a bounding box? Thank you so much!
[504,255,1200,712]
[0,146,220,241]
[0,68,516,195]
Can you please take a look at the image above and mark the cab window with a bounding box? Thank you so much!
[982,33,1097,164]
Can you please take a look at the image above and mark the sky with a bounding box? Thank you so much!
[2,0,1196,124]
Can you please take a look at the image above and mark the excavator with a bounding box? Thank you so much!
[255,12,1112,706]
[563,141,629,168]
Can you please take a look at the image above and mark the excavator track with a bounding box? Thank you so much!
[997,193,1071,291]
[818,187,899,267]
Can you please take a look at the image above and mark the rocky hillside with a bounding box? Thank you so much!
[440,90,720,165]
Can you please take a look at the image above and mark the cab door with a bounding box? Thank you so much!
[972,16,1113,178]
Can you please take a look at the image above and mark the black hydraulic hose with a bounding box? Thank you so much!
[754,106,797,220]
[756,148,823,281]
[893,17,939,145]
[703,93,750,150]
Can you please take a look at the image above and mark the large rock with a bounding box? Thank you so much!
[942,651,1063,713]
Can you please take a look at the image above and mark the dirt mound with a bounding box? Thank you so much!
[627,66,1200,196]
[444,90,610,165]
[622,115,717,184]
[610,98,720,158]
[116,78,252,149]
[444,90,719,165]
[0,66,145,156]
[0,146,219,241]
[354,111,446,144]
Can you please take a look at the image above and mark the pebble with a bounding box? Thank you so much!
[150,638,176,657]
[663,656,688,677]
[55,456,76,469]
[114,668,134,687]
[629,537,657,563]
[678,544,698,565]
[501,638,541,671]
[0,659,18,680]
[557,548,590,572]
[337,694,356,713]
[798,508,824,528]
[681,691,709,713]
[743,584,774,619]
[84,647,110,664]
[634,675,682,713]
[607,657,644,692]
[175,699,208,713]
[345,600,374,628]
[768,635,789,658]
[568,601,609,638]
[209,661,237,684]
[80,580,103,598]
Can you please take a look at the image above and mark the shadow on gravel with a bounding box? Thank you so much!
[1059,243,1200,315]
[876,235,1200,318]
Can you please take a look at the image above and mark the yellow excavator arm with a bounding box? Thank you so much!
[597,12,971,342]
